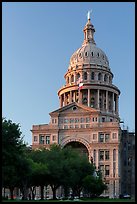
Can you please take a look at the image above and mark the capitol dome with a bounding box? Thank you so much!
[69,18,110,70]
[58,14,120,120]
[69,43,109,68]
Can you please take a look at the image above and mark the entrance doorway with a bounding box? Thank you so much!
[64,141,89,158]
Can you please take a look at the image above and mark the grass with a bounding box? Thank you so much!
[2,198,135,202]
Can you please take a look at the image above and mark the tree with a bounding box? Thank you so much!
[2,118,26,199]
[44,145,65,200]
[83,174,107,198]
[67,151,94,198]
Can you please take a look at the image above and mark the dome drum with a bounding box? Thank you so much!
[58,16,120,121]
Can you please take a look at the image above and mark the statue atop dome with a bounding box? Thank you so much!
[87,10,92,20]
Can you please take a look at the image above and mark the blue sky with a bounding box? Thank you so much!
[2,2,135,145]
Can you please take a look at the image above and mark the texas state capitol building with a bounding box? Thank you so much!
[31,13,121,198]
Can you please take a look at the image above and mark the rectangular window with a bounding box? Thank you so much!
[86,124,90,128]
[64,125,68,129]
[93,150,96,162]
[70,125,73,129]
[80,118,85,123]
[113,162,116,177]
[100,165,104,177]
[64,119,69,123]
[86,117,90,123]
[55,119,57,123]
[39,135,45,144]
[93,134,97,140]
[70,118,74,123]
[99,150,104,161]
[95,117,98,122]
[52,135,56,141]
[105,165,110,177]
[59,118,63,124]
[80,124,85,128]
[75,118,79,123]
[46,136,50,144]
[34,136,38,142]
[99,133,104,142]
[75,125,79,128]
[112,133,117,139]
[105,134,110,142]
[102,117,105,122]
[52,119,54,124]
[105,150,109,160]
[105,181,109,194]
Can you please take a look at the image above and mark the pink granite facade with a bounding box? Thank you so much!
[31,16,121,198]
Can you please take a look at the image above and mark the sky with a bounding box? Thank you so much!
[2,2,135,145]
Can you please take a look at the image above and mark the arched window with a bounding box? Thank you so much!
[91,72,94,80]
[67,76,69,84]
[84,72,87,80]
[109,76,112,83]
[91,52,94,57]
[79,53,82,58]
[71,75,74,82]
[98,73,102,81]
[76,73,80,81]
[91,97,95,107]
[85,52,88,57]
[83,97,87,105]
[104,74,107,82]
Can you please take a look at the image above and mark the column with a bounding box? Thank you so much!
[59,95,62,108]
[110,149,113,178]
[112,92,114,112]
[69,91,72,103]
[64,93,66,106]
[102,91,104,110]
[115,149,119,198]
[69,75,71,84]
[90,150,93,163]
[87,71,90,82]
[73,91,76,102]
[116,95,119,114]
[79,90,82,104]
[88,89,90,107]
[106,90,108,112]
[74,73,76,83]
[97,89,100,109]
[115,149,119,177]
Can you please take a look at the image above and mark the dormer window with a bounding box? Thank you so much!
[71,74,74,82]
[104,74,107,82]
[67,76,69,84]
[84,72,87,80]
[79,53,82,58]
[98,73,102,81]
[91,72,94,80]
[85,52,88,57]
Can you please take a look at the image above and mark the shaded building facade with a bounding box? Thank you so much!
[120,129,135,199]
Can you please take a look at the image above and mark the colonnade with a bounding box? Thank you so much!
[66,70,112,85]
[59,89,119,114]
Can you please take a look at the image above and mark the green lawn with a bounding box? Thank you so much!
[2,198,135,202]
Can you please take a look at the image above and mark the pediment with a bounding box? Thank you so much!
[49,102,99,116]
